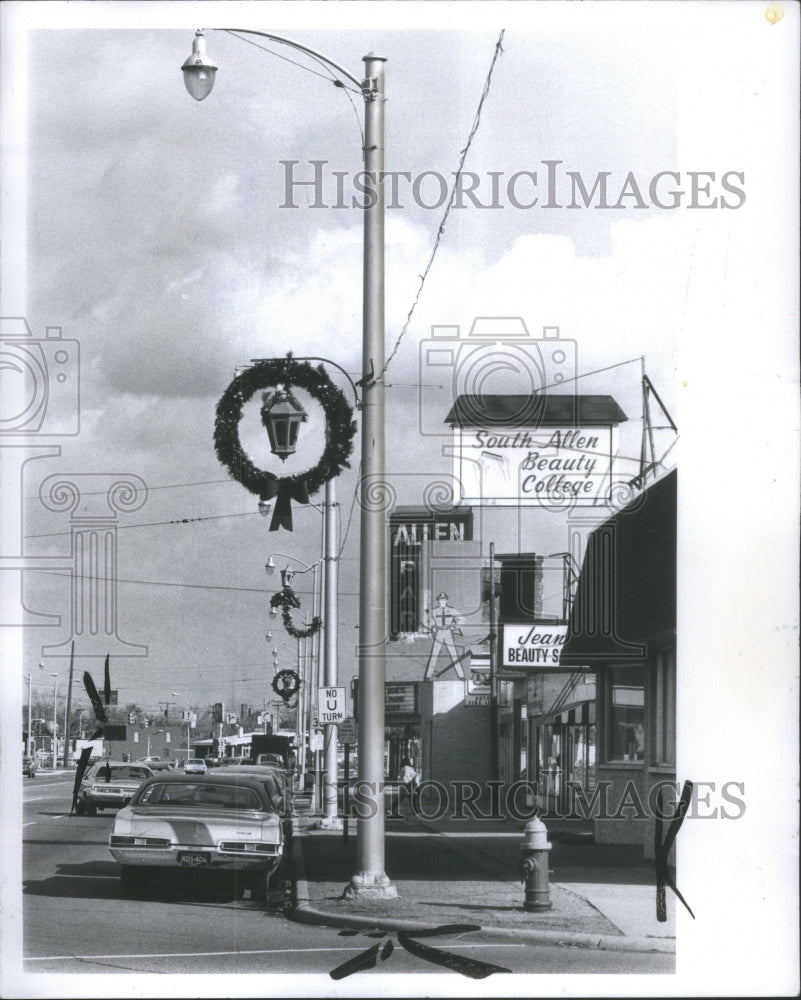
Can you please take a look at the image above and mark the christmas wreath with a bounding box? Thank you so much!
[214,355,357,531]
[272,668,301,704]
[270,584,322,640]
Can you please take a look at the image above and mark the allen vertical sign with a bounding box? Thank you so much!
[318,686,346,724]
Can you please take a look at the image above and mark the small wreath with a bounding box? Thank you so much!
[214,355,357,530]
[272,668,301,704]
[271,585,322,640]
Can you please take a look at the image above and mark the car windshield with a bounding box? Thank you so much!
[136,782,265,811]
[90,765,150,781]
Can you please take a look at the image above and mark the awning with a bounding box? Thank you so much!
[532,701,596,727]
[560,469,676,667]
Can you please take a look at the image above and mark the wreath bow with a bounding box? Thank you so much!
[260,475,310,532]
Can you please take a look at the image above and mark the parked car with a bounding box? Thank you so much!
[75,761,154,816]
[217,762,292,815]
[108,772,284,900]
[136,756,176,771]
[184,758,207,774]
[254,753,285,768]
[22,755,38,778]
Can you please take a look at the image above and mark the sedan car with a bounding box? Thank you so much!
[22,755,38,778]
[184,758,207,774]
[216,762,292,816]
[136,756,176,771]
[108,773,284,901]
[75,761,154,815]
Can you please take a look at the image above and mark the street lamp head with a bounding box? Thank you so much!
[182,30,218,101]
[261,389,307,462]
[258,498,273,518]
[265,556,276,575]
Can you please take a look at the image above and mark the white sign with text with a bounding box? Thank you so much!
[454,425,616,505]
[502,623,568,668]
[317,686,346,724]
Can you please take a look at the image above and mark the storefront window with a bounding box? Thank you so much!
[606,666,645,762]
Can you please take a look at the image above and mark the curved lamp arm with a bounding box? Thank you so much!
[182,29,368,100]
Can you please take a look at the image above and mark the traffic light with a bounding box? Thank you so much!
[128,712,135,724]
[143,717,150,728]
[212,702,223,723]
[164,706,169,719]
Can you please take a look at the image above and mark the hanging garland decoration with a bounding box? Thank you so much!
[270,584,322,640]
[214,355,357,531]
[272,668,301,704]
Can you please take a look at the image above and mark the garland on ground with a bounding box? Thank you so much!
[271,668,301,704]
[270,584,322,640]
[214,355,357,530]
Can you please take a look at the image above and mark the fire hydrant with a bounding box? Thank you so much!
[520,813,553,912]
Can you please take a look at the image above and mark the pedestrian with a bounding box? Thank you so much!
[398,757,419,810]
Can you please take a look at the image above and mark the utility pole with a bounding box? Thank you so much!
[489,542,499,783]
[62,641,75,768]
[321,478,342,828]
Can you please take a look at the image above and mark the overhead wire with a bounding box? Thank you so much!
[378,30,506,383]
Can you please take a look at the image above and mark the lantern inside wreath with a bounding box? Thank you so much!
[261,389,307,461]
[214,356,357,531]
[272,668,301,705]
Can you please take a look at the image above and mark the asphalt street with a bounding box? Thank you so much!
[18,772,674,981]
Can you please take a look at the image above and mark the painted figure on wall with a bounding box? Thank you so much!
[422,592,465,680]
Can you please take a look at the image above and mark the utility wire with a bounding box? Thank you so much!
[378,30,506,383]
[23,566,361,597]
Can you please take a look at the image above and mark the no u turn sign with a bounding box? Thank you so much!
[317,686,346,724]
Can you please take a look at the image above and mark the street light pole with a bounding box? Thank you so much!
[349,51,394,899]
[321,478,342,829]
[183,29,394,899]
[50,673,58,770]
[24,673,33,756]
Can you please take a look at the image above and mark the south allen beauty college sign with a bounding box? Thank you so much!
[445,394,627,506]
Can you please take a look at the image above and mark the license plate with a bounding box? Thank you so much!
[178,852,211,867]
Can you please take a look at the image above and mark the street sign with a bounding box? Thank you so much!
[310,730,324,751]
[339,717,357,744]
[317,686,346,724]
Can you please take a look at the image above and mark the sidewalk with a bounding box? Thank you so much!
[288,799,675,954]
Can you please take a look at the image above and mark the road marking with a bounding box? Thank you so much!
[25,942,524,962]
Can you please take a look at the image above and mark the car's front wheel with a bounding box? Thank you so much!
[249,870,272,903]
[85,802,97,817]
[75,798,86,816]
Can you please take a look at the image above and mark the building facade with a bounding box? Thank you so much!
[560,469,676,857]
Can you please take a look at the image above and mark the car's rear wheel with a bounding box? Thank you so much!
[119,866,141,898]
[75,798,86,816]
[86,802,97,816]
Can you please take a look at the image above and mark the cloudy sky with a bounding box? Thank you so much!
[2,4,797,722]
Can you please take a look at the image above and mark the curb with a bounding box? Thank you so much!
[288,819,675,955]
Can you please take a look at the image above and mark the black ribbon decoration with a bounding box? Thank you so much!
[70,746,94,816]
[260,475,310,532]
[103,653,111,705]
[83,656,113,741]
